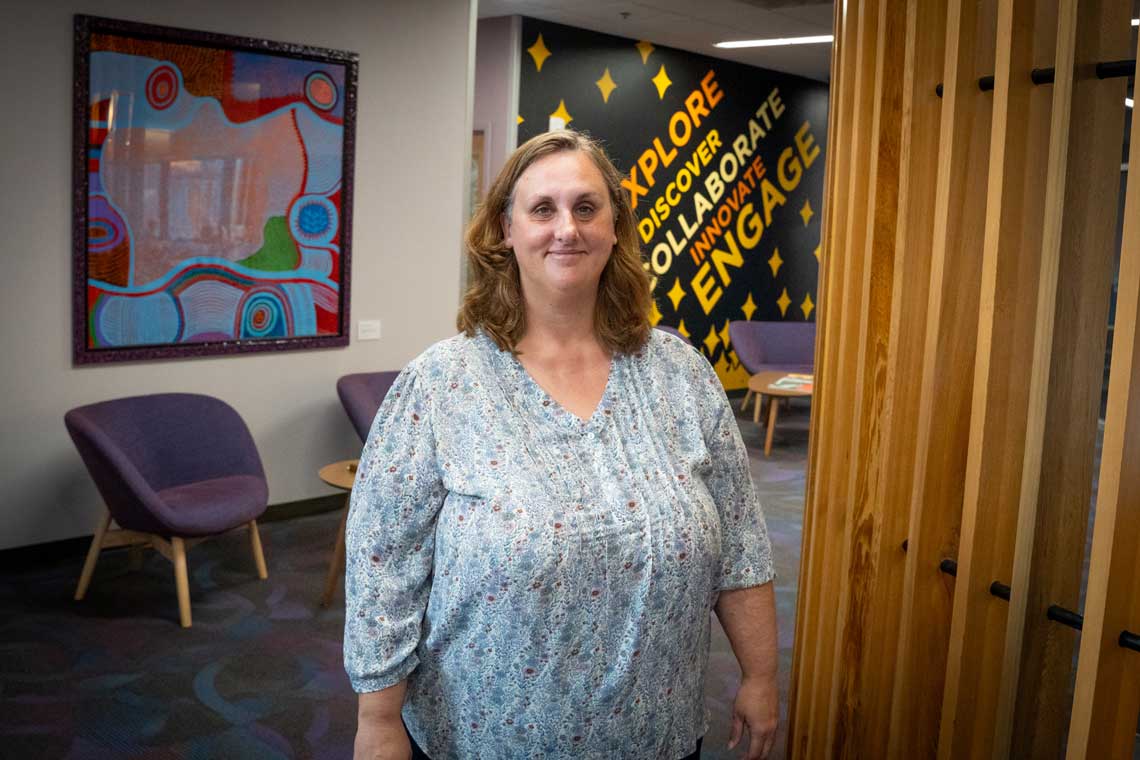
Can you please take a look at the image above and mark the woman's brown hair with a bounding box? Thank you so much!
[457,130,652,354]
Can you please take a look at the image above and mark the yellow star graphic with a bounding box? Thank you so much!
[517,114,524,125]
[713,352,731,378]
[813,243,821,261]
[549,99,573,126]
[777,288,791,317]
[768,248,783,277]
[648,299,663,326]
[718,319,731,351]
[595,68,618,104]
[703,325,720,354]
[800,199,814,226]
[741,293,757,320]
[651,65,673,99]
[527,34,552,72]
[667,277,686,310]
[801,293,815,319]
[635,40,655,65]
[677,319,691,339]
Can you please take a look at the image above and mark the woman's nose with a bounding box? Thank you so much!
[555,209,580,241]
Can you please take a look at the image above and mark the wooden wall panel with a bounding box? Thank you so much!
[886,0,997,754]
[824,0,907,754]
[855,0,946,750]
[1002,1,1130,756]
[938,0,1058,755]
[1066,28,1140,758]
[788,0,854,751]
[798,0,884,754]
[786,0,1134,755]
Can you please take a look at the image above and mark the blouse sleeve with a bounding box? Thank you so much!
[343,362,446,693]
[696,359,775,591]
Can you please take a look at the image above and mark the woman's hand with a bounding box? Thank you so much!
[727,672,778,759]
[353,717,411,760]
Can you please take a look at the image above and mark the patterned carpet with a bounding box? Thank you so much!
[0,400,808,759]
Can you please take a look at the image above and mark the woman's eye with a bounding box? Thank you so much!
[575,205,596,217]
[532,205,554,218]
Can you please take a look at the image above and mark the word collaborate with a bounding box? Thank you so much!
[623,70,821,313]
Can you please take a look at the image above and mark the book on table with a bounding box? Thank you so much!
[768,373,813,392]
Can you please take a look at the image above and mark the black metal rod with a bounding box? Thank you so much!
[1046,604,1083,631]
[1121,630,1140,653]
[1096,59,1136,80]
[935,57,1135,98]
[990,581,1011,601]
[939,558,957,577]
[935,75,994,97]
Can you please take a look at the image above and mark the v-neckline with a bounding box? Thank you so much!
[503,340,617,430]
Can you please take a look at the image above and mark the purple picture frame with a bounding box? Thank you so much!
[73,14,358,364]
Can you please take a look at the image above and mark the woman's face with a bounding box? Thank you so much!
[502,150,618,303]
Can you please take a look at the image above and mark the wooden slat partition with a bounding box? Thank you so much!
[823,0,907,755]
[846,0,945,751]
[888,0,997,754]
[1003,1,1130,755]
[939,0,1059,754]
[794,0,882,754]
[1066,27,1140,758]
[786,0,847,744]
[788,0,1137,755]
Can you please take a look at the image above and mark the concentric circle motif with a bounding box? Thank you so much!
[88,195,127,252]
[288,194,338,247]
[305,71,338,111]
[238,290,290,339]
[146,64,179,110]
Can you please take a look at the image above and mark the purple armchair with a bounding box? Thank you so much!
[729,320,816,413]
[65,393,269,627]
[336,371,400,442]
[322,371,400,607]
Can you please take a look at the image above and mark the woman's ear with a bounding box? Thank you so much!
[500,212,512,247]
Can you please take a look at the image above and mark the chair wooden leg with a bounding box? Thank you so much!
[321,499,350,608]
[74,508,112,600]
[171,537,192,628]
[248,520,268,580]
[741,389,753,414]
[764,396,780,457]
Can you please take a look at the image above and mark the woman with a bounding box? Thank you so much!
[345,130,777,760]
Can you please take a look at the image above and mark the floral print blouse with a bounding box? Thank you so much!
[344,330,773,759]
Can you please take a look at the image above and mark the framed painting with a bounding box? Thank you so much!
[72,15,358,363]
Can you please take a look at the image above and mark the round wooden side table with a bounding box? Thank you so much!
[746,371,813,456]
[318,459,358,607]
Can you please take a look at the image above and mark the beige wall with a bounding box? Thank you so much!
[474,16,520,183]
[0,0,475,550]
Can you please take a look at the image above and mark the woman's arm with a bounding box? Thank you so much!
[344,363,444,750]
[715,581,778,760]
[355,682,411,760]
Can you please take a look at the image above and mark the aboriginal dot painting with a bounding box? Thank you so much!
[74,16,357,362]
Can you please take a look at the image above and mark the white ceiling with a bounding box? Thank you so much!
[477,0,835,82]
